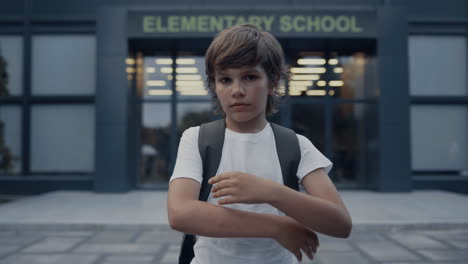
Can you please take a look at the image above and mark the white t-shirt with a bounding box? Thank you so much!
[170,123,333,264]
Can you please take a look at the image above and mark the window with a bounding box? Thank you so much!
[409,36,467,96]
[411,105,467,173]
[30,105,95,173]
[32,35,96,95]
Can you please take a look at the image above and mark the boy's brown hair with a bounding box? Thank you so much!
[205,23,289,116]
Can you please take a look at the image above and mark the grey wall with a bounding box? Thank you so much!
[1,0,467,20]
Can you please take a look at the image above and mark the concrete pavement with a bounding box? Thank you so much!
[0,190,467,263]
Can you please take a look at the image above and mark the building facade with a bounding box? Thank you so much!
[0,0,467,194]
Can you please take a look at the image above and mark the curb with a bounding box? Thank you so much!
[1,222,468,232]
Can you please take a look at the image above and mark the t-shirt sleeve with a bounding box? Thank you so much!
[296,134,333,182]
[169,126,203,184]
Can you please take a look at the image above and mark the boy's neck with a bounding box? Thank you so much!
[225,117,268,134]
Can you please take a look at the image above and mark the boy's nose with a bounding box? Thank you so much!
[231,81,246,97]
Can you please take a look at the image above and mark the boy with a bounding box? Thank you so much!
[168,24,352,264]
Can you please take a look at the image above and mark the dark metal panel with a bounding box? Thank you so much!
[0,0,26,16]
[95,6,131,192]
[96,56,128,126]
[97,6,127,56]
[376,6,411,192]
[404,0,468,20]
[95,124,131,192]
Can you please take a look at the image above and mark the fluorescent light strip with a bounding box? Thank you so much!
[328,59,339,65]
[176,58,196,65]
[146,80,166,86]
[180,91,209,96]
[289,81,313,86]
[329,80,344,87]
[148,90,173,96]
[317,80,327,87]
[176,75,202,81]
[290,67,326,74]
[126,58,135,65]
[176,67,198,74]
[297,58,326,65]
[291,75,320,81]
[155,59,173,65]
[334,67,343,73]
[306,90,326,96]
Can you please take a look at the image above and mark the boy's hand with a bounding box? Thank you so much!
[208,171,279,205]
[274,216,319,262]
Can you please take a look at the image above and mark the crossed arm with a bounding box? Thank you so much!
[167,168,352,260]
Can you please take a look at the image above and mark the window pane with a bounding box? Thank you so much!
[333,52,378,99]
[332,103,378,184]
[140,103,171,185]
[291,104,325,153]
[30,105,95,172]
[411,105,468,172]
[0,106,21,175]
[177,103,212,136]
[409,36,467,96]
[286,51,378,99]
[0,36,23,96]
[32,35,96,95]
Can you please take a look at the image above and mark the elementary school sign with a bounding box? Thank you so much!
[128,11,376,38]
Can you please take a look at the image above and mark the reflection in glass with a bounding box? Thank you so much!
[143,56,173,99]
[332,52,378,99]
[0,36,23,96]
[286,51,378,99]
[0,106,21,175]
[332,103,378,185]
[291,104,325,153]
[176,54,210,99]
[177,103,212,137]
[140,103,171,185]
[411,106,468,173]
[288,52,326,97]
[30,105,95,172]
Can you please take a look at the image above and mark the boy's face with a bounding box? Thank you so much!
[214,65,272,128]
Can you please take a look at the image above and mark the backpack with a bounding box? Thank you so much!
[178,119,301,264]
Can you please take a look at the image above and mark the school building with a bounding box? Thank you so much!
[0,0,467,194]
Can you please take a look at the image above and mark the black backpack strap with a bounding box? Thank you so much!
[179,119,225,264]
[198,119,226,201]
[270,123,301,191]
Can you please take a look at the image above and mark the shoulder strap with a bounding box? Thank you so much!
[198,119,226,201]
[179,119,225,264]
[270,122,301,191]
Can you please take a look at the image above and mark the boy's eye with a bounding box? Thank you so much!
[218,77,230,83]
[245,75,257,81]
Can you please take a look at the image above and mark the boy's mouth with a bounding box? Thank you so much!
[231,102,250,107]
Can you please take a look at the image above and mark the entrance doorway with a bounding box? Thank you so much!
[128,38,378,189]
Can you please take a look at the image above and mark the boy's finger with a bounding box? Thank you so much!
[208,173,230,184]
